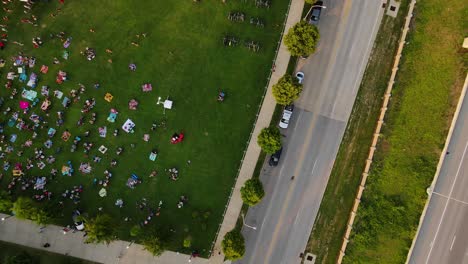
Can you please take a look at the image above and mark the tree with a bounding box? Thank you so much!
[272,74,302,105]
[257,127,282,154]
[0,190,13,212]
[143,235,165,256]
[85,214,115,244]
[241,178,265,206]
[284,21,320,57]
[222,229,245,260]
[305,0,317,4]
[12,197,49,225]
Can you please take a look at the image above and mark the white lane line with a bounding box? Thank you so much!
[425,141,468,264]
[450,236,456,251]
[432,191,468,205]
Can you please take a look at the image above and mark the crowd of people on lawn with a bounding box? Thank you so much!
[0,0,197,238]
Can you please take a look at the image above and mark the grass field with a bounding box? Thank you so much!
[0,0,289,255]
[343,0,467,263]
[0,241,95,264]
[304,1,411,263]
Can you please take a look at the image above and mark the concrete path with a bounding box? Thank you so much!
[209,0,304,263]
[0,213,206,264]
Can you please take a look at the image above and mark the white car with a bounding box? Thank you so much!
[279,105,294,129]
[296,71,305,84]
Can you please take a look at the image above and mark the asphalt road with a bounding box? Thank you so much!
[408,89,468,264]
[236,1,384,264]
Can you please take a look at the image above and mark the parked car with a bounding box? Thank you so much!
[296,71,304,84]
[72,210,85,231]
[279,104,294,129]
[308,1,324,25]
[269,147,283,166]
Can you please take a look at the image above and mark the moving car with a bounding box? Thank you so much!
[269,147,283,166]
[279,104,294,129]
[296,71,305,84]
[308,1,324,25]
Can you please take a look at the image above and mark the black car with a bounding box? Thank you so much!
[308,1,324,25]
[269,147,283,166]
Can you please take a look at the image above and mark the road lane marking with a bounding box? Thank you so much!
[450,236,456,251]
[432,191,468,205]
[425,141,468,264]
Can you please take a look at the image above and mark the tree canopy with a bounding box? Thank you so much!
[85,214,115,244]
[222,229,245,260]
[272,74,302,105]
[284,21,320,57]
[257,127,282,154]
[12,197,49,225]
[143,235,165,256]
[241,178,265,206]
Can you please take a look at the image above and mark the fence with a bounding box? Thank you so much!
[337,0,418,263]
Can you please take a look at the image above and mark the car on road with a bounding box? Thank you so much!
[269,147,283,166]
[296,71,304,84]
[308,1,324,25]
[279,104,294,129]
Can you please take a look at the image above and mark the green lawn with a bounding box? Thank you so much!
[0,0,289,255]
[0,241,95,264]
[304,1,410,263]
[344,0,467,263]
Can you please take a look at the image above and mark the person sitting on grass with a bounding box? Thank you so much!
[116,147,123,155]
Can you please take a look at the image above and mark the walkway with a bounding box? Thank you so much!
[0,213,206,264]
[210,0,304,263]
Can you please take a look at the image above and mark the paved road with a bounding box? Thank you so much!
[236,1,384,264]
[408,85,468,264]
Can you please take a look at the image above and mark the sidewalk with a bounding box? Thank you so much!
[0,213,206,264]
[210,0,305,263]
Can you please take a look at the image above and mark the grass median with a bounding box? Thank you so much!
[344,0,467,263]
